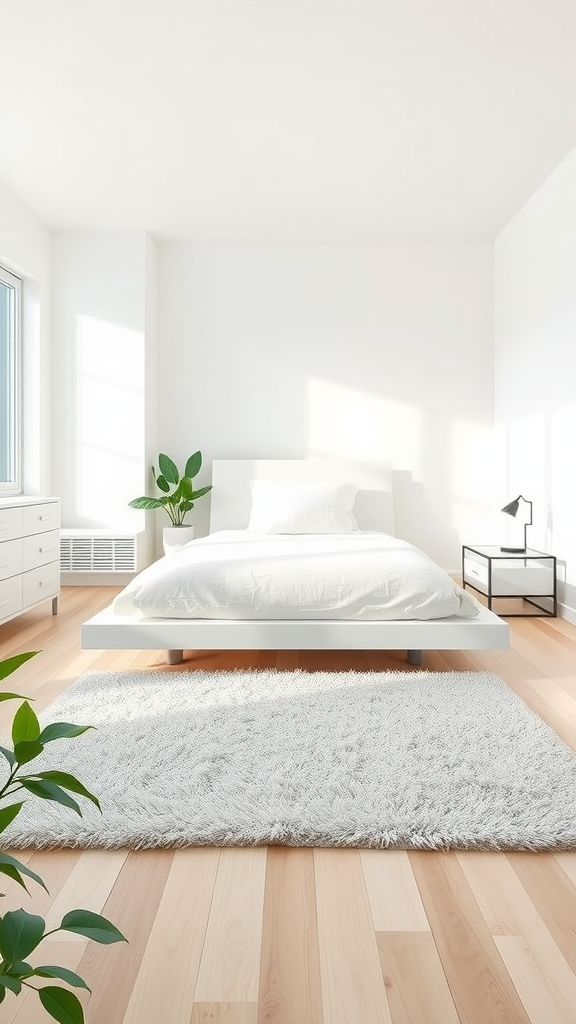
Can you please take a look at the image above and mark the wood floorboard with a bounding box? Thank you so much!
[0,586,576,1024]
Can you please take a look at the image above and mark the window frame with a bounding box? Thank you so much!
[0,263,22,495]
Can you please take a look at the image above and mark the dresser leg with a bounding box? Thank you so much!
[407,649,423,666]
[51,595,59,615]
[167,649,184,665]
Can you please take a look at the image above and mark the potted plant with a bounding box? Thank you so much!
[129,451,212,554]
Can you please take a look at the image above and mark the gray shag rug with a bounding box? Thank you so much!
[3,668,576,851]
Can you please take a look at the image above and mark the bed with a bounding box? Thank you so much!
[81,459,509,664]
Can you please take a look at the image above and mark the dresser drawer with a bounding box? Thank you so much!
[0,507,23,542]
[0,575,23,622]
[23,530,59,572]
[22,502,60,537]
[0,538,23,580]
[22,562,60,608]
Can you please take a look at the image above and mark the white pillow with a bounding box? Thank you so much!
[247,480,359,534]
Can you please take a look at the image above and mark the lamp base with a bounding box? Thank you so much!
[500,546,526,553]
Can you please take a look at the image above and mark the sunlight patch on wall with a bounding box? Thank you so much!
[306,378,422,477]
[507,413,546,492]
[76,314,145,527]
[505,412,548,547]
[451,418,500,542]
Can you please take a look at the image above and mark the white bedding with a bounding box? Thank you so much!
[113,530,479,621]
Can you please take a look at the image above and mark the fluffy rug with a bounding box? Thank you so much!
[3,668,576,851]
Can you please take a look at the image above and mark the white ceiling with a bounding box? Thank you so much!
[2,0,576,242]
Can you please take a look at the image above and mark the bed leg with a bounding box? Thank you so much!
[407,650,423,666]
[167,650,184,665]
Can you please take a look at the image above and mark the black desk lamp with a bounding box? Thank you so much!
[500,495,532,553]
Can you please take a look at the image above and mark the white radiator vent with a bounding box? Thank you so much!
[60,532,137,573]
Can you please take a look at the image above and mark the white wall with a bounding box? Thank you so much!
[158,243,495,568]
[495,143,576,618]
[0,182,52,494]
[51,233,152,532]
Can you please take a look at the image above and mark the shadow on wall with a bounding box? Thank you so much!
[392,469,462,573]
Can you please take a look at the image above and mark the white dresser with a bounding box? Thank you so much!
[0,497,61,626]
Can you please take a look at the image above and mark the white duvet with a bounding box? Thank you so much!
[113,530,479,621]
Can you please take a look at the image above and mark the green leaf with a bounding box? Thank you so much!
[184,451,202,479]
[0,861,27,891]
[0,744,15,767]
[128,497,164,510]
[11,701,41,746]
[170,480,183,503]
[179,477,192,501]
[20,780,82,816]
[0,802,25,834]
[14,738,44,765]
[0,909,45,960]
[0,651,38,681]
[0,692,27,705]
[0,987,5,1003]
[34,966,91,991]
[10,959,33,976]
[59,910,127,945]
[0,975,22,994]
[0,852,49,892]
[38,986,85,1024]
[180,501,194,514]
[155,474,170,493]
[158,453,179,484]
[189,485,212,501]
[38,723,93,744]
[32,772,101,811]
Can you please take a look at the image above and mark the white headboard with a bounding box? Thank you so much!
[209,459,395,534]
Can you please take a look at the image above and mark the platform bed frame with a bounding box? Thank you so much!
[81,459,509,664]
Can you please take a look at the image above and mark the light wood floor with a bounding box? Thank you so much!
[1,587,576,1024]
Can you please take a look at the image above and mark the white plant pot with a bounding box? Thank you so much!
[163,525,195,556]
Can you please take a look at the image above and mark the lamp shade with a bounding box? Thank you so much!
[501,497,521,517]
[500,495,532,553]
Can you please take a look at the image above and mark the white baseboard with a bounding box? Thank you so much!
[62,572,135,587]
[557,601,576,624]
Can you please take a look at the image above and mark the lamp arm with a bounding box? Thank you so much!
[517,495,533,526]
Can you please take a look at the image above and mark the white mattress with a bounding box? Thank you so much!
[113,530,479,622]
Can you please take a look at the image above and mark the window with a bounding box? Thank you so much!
[0,264,21,494]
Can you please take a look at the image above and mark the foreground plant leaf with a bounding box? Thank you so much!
[38,986,85,1024]
[0,693,27,706]
[59,910,127,944]
[19,780,82,816]
[0,851,49,893]
[0,650,126,1020]
[0,975,22,994]
[0,652,38,681]
[32,772,101,811]
[0,802,25,833]
[38,723,94,744]
[13,738,45,765]
[34,965,91,991]
[0,744,15,767]
[0,909,45,960]
[11,701,41,747]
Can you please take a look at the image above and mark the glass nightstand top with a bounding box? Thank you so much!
[463,545,552,559]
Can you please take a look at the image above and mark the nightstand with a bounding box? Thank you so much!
[462,545,557,617]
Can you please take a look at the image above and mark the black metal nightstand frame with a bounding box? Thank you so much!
[462,544,557,617]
